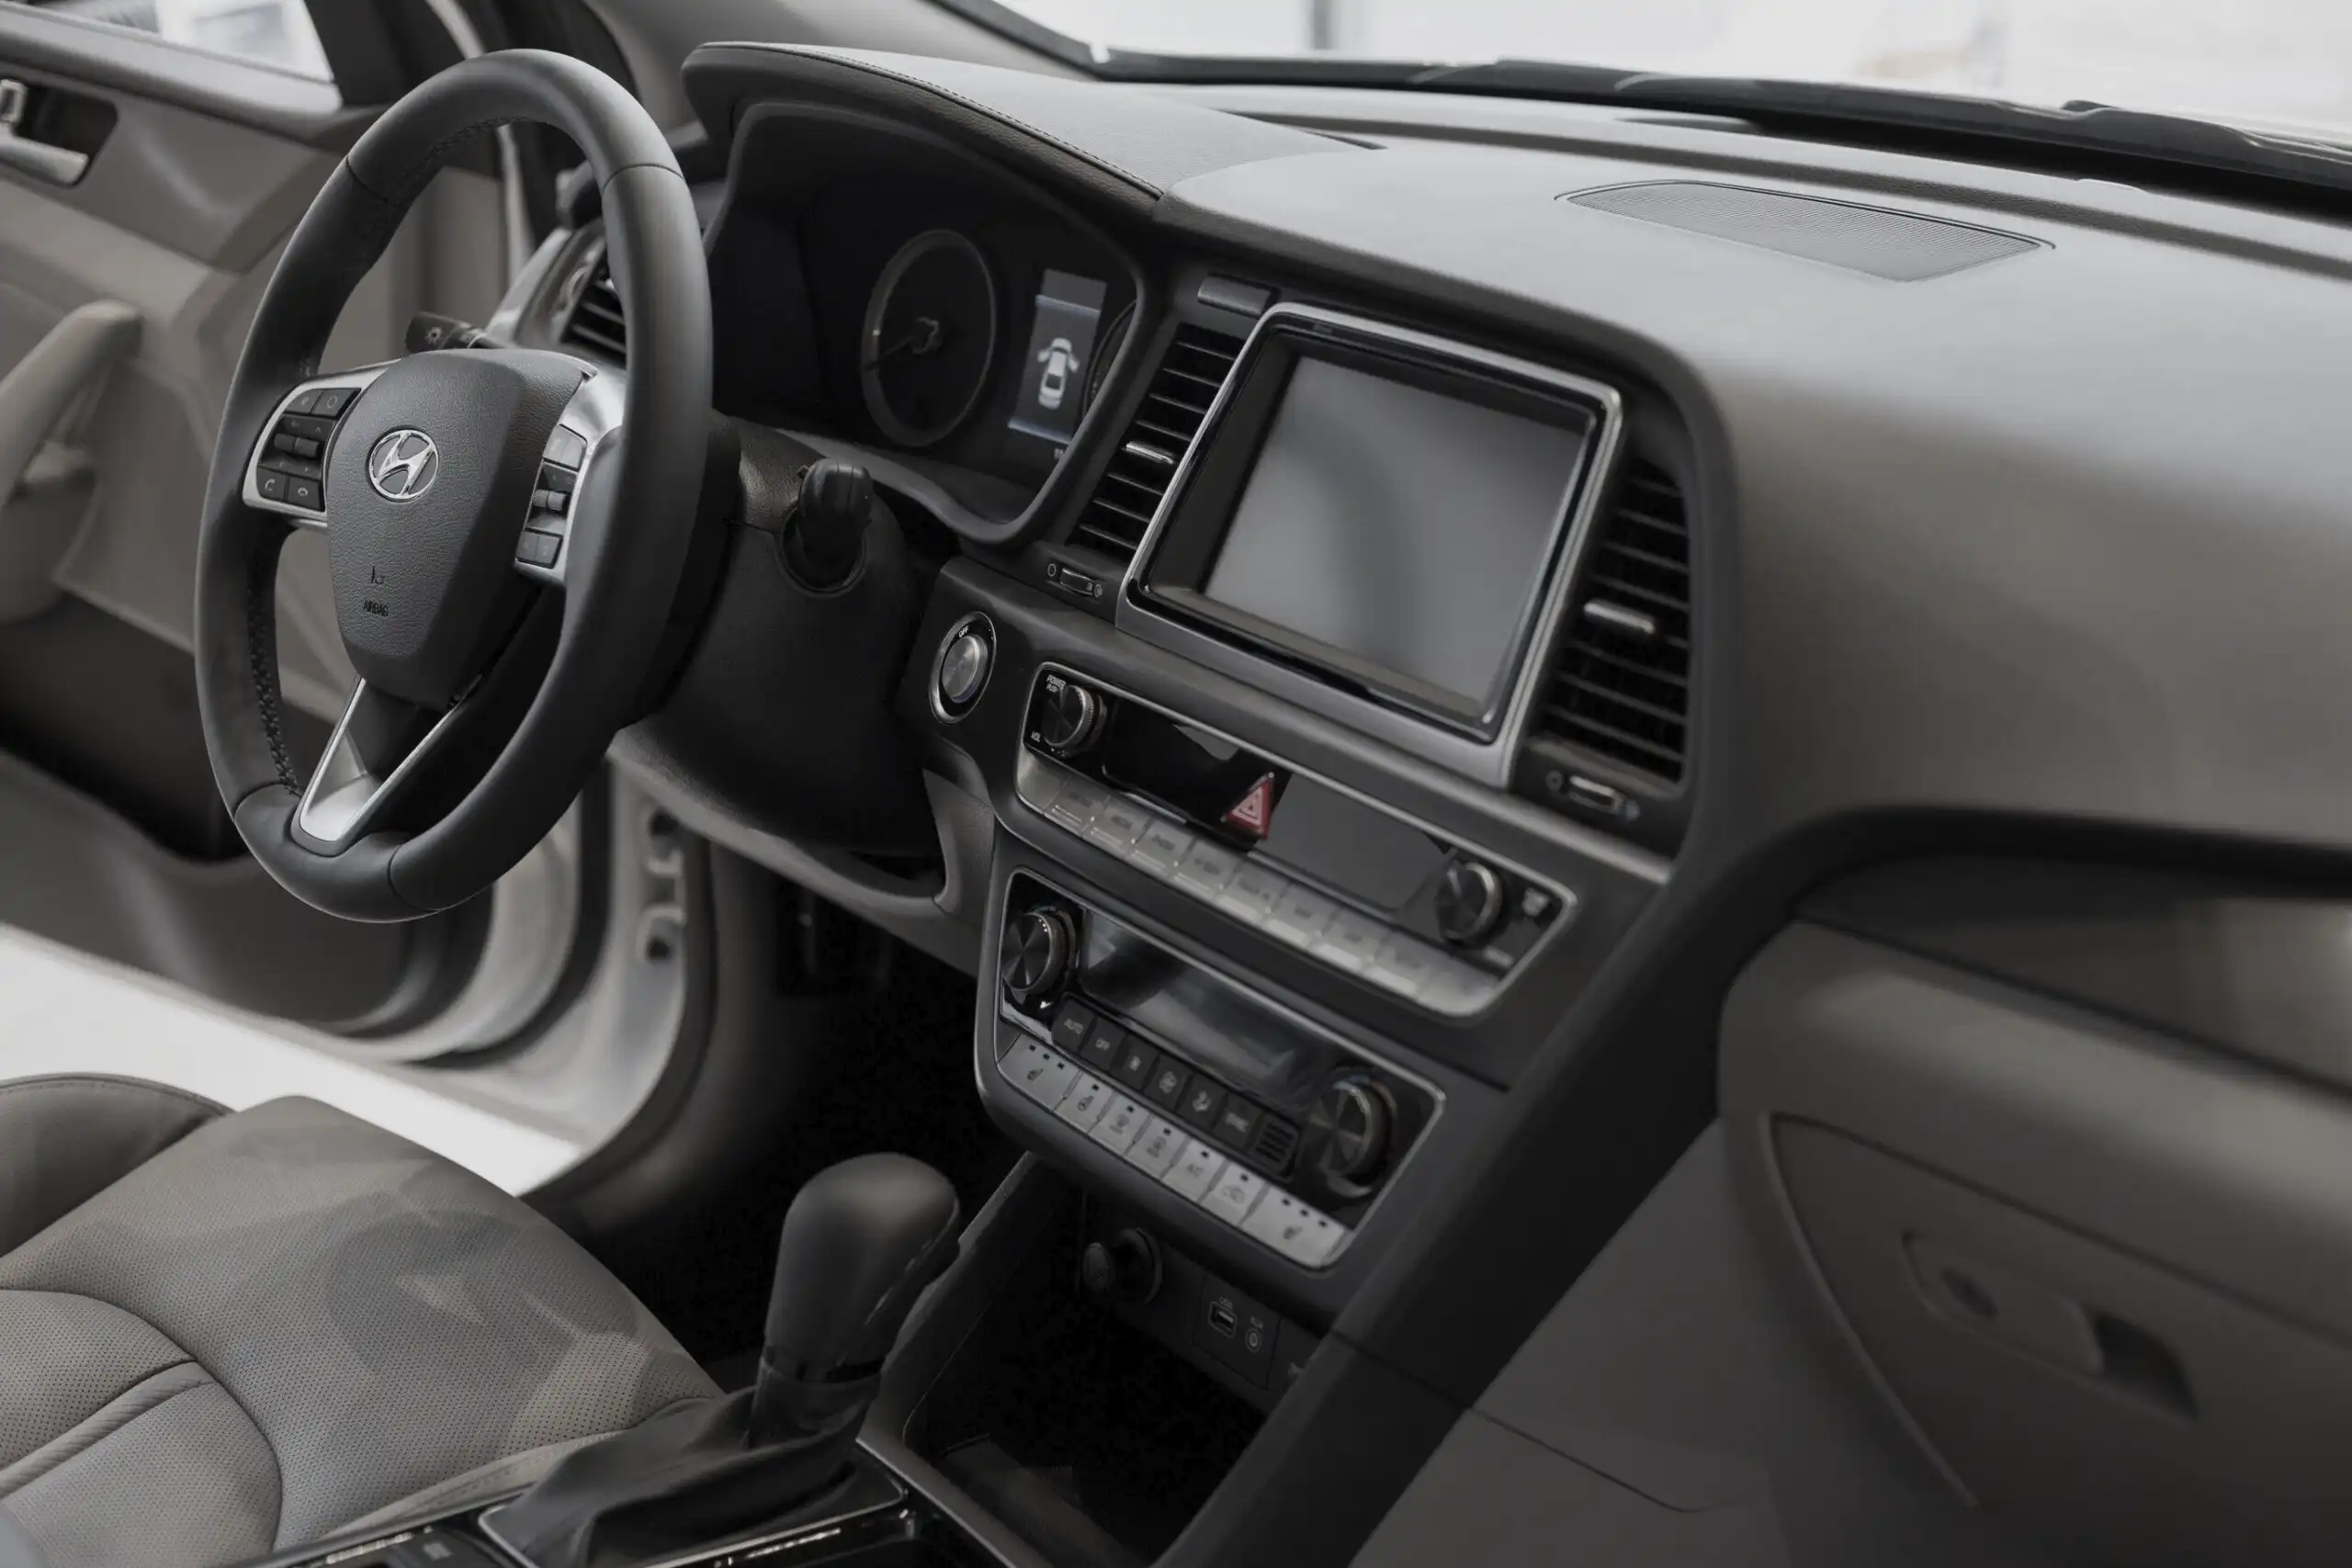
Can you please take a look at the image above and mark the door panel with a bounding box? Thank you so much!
[0,5,503,1026]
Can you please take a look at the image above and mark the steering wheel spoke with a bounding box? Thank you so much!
[292,680,465,852]
[241,366,389,530]
[513,368,624,587]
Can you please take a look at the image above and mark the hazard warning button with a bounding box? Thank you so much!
[1223,773,1280,839]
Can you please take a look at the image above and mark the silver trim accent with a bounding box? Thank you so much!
[239,367,390,527]
[481,1471,907,1568]
[514,368,625,587]
[927,611,996,724]
[1582,599,1658,639]
[294,680,467,850]
[1121,438,1177,468]
[1017,662,1579,1017]
[998,869,1446,1273]
[1115,303,1627,789]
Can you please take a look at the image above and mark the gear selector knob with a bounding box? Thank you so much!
[749,1153,960,1446]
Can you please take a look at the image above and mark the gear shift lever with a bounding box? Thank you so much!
[750,1153,962,1444]
[489,1156,959,1568]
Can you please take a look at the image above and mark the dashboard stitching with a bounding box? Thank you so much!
[744,47,1164,198]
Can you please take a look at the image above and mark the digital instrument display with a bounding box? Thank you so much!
[1199,356,1589,712]
[1008,269,1107,446]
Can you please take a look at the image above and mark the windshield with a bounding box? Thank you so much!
[972,0,2352,142]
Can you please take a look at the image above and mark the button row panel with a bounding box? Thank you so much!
[1030,764,1500,1018]
[998,1030,1348,1269]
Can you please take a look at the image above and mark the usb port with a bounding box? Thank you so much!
[1205,1294,1239,1338]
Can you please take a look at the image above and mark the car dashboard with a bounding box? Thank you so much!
[490,40,2352,1568]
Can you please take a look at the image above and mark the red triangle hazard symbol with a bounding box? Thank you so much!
[1224,773,1277,838]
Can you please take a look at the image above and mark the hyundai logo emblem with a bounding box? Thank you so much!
[368,429,439,502]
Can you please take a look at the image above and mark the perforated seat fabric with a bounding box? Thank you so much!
[0,1093,718,1568]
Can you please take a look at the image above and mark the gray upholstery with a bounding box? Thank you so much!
[0,1076,222,1256]
[0,1093,719,1568]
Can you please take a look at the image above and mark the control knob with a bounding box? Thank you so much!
[933,617,993,714]
[1000,907,1076,1002]
[1080,1228,1161,1306]
[1036,680,1106,755]
[1433,858,1508,949]
[1310,1075,1396,1192]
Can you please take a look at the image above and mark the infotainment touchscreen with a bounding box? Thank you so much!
[1133,312,1605,739]
[1200,357,1586,711]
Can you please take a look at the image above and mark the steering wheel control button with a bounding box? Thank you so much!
[1214,863,1289,926]
[1434,858,1509,948]
[1311,908,1386,975]
[256,470,288,503]
[1162,1138,1227,1203]
[1091,1095,1152,1156]
[309,387,355,418]
[1125,1115,1188,1179]
[515,530,562,570]
[1368,931,1447,998]
[544,426,589,468]
[1243,1192,1345,1269]
[1200,1163,1267,1226]
[1084,795,1151,856]
[1177,1078,1227,1133]
[1173,839,1242,899]
[1057,1074,1115,1134]
[933,615,994,719]
[1129,818,1194,880]
[1263,885,1338,949]
[286,477,322,511]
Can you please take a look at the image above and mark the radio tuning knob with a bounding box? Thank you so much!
[1037,681,1106,755]
[1001,907,1075,1002]
[1312,1076,1395,1190]
[1433,858,1508,948]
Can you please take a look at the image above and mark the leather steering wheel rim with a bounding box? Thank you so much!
[195,51,709,922]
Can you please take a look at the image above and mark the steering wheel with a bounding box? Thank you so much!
[195,52,709,921]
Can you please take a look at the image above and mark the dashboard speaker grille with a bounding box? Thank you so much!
[1566,181,2041,282]
[560,253,628,366]
[1531,457,1691,784]
[1069,325,1241,565]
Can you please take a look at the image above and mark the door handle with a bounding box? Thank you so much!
[0,78,91,186]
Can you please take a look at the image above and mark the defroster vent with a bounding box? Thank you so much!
[560,251,627,367]
[1529,457,1691,785]
[1069,325,1240,566]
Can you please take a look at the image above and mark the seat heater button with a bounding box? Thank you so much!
[1263,885,1339,949]
[1002,1040,1077,1109]
[1369,931,1447,998]
[1128,818,1193,880]
[1162,1137,1227,1202]
[1243,1192,1346,1268]
[1125,1114,1188,1179]
[1085,795,1152,855]
[1091,1094,1152,1155]
[1173,839,1242,899]
[1215,863,1289,926]
[1057,1073,1115,1132]
[1199,1162,1267,1226]
[1045,778,1106,835]
[1313,908,1386,975]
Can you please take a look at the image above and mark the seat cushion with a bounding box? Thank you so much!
[0,1095,718,1568]
[0,1076,222,1257]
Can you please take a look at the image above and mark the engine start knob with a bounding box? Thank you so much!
[1001,908,1075,1002]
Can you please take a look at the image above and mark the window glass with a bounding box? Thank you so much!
[9,0,335,85]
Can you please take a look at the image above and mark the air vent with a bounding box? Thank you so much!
[1069,325,1240,565]
[1531,457,1691,784]
[560,252,627,366]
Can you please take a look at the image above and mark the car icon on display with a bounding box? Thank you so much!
[1035,335,1080,410]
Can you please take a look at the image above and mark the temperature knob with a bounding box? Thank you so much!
[1310,1075,1396,1192]
[1433,858,1508,948]
[1000,907,1075,1002]
[1036,680,1106,755]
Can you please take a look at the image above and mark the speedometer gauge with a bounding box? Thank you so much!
[860,230,998,449]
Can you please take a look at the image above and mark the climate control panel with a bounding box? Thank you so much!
[990,874,1439,1271]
